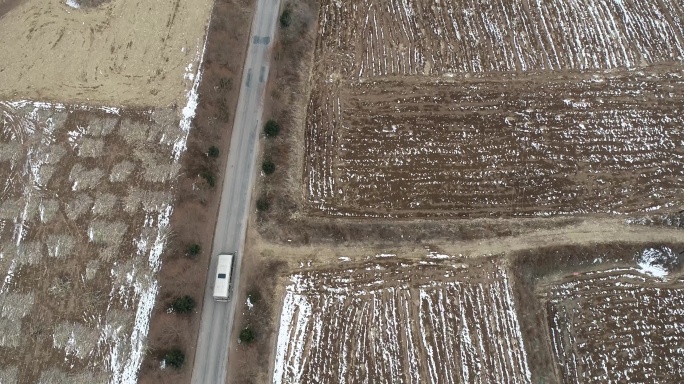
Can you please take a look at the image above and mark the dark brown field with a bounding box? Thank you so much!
[303,0,684,218]
[511,244,684,384]
[252,0,684,382]
[307,70,684,217]
[315,0,684,78]
[544,260,684,383]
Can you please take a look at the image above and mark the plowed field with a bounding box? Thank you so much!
[304,0,684,218]
[544,253,684,382]
[273,258,531,383]
[317,0,684,77]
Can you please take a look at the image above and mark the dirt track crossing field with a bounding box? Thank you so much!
[258,0,684,382]
[273,257,531,383]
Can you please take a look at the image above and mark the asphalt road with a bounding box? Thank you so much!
[191,0,281,382]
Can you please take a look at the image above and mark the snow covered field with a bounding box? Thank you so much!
[273,258,531,383]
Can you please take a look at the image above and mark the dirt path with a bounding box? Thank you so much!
[438,218,683,257]
[253,218,683,263]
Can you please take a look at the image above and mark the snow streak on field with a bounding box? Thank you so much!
[273,259,531,383]
[306,70,684,217]
[318,0,684,77]
[0,101,185,383]
[544,252,684,383]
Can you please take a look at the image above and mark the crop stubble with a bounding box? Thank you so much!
[316,0,684,77]
[304,0,684,217]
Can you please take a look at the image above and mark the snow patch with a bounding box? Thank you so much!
[173,35,209,161]
[636,247,677,279]
[375,253,396,258]
[427,251,451,259]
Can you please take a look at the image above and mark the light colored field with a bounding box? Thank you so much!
[543,247,684,383]
[0,100,190,383]
[0,0,211,106]
[273,257,531,383]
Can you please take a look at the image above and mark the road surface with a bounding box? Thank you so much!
[191,0,281,381]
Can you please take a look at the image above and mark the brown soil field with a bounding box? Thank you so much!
[254,0,684,244]
[306,68,684,217]
[295,0,684,219]
[235,0,684,382]
[0,0,212,107]
[512,243,684,383]
[546,266,684,382]
[229,217,684,383]
[215,233,682,384]
[249,239,684,384]
[316,0,684,77]
[273,256,530,383]
[242,2,684,384]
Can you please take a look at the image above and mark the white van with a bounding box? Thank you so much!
[213,253,235,301]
